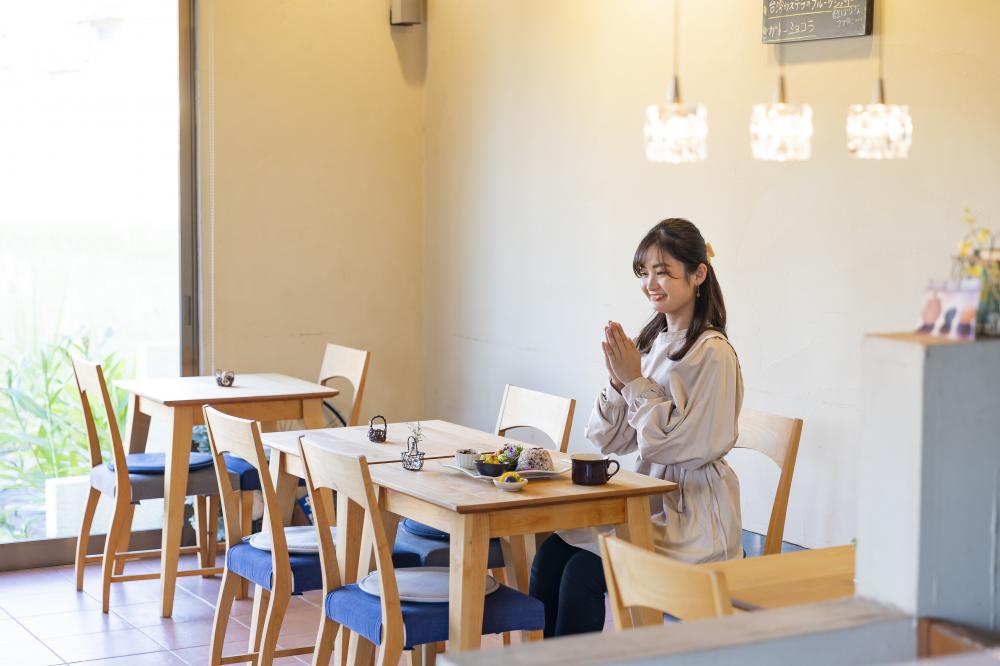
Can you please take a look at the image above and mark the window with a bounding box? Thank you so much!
[0,0,195,557]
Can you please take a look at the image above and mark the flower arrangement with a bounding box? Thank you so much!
[954,208,1000,337]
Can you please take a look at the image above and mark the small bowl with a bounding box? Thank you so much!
[455,449,479,469]
[493,478,527,492]
[215,369,235,387]
[475,460,516,477]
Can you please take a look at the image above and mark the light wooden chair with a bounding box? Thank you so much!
[299,438,545,666]
[203,406,322,666]
[71,358,224,612]
[599,535,733,630]
[732,409,804,556]
[227,343,371,597]
[317,342,372,428]
[495,384,576,453]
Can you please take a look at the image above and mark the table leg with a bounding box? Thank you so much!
[124,393,151,454]
[500,535,530,592]
[620,496,660,627]
[302,398,324,428]
[268,450,297,529]
[161,406,194,618]
[449,513,490,652]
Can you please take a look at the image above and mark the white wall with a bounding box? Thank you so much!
[197,0,427,422]
[423,0,1000,547]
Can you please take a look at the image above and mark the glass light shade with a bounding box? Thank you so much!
[846,103,912,159]
[644,103,708,164]
[750,103,813,162]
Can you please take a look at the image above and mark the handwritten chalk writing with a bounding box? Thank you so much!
[763,0,872,43]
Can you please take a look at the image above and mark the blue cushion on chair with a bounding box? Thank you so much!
[325,583,544,649]
[107,452,213,473]
[740,529,807,558]
[394,529,505,569]
[223,453,262,491]
[226,543,324,595]
[226,542,423,596]
[401,519,449,540]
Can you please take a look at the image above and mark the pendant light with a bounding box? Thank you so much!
[644,0,707,164]
[750,45,813,162]
[846,1,912,159]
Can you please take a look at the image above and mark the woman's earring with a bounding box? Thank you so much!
[697,285,701,298]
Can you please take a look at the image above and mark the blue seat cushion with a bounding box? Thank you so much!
[107,452,213,473]
[401,519,449,540]
[395,528,505,569]
[740,529,807,558]
[224,453,307,491]
[227,543,324,595]
[223,453,262,491]
[226,543,423,596]
[325,582,544,649]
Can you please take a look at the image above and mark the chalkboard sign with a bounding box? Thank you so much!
[762,0,874,44]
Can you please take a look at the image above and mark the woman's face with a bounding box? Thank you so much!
[637,249,701,316]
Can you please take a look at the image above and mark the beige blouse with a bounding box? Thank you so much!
[560,328,744,563]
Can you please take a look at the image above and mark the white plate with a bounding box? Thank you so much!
[359,566,499,602]
[439,461,570,480]
[246,525,335,555]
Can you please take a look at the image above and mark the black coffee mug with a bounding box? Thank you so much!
[571,454,620,485]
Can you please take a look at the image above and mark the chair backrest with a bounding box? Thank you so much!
[733,409,804,556]
[203,406,290,582]
[599,535,733,629]
[299,438,403,653]
[317,343,371,427]
[71,358,126,475]
[494,384,576,453]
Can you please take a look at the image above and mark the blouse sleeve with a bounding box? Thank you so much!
[621,337,742,467]
[584,380,639,456]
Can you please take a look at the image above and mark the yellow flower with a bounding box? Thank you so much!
[977,228,992,245]
[958,240,973,257]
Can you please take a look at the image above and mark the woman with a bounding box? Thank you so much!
[529,218,744,637]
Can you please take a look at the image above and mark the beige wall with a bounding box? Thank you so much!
[197,0,426,423]
[423,0,1000,547]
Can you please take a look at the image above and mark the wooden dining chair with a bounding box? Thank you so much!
[203,406,323,666]
[317,342,372,428]
[599,535,733,630]
[495,384,576,453]
[731,409,804,556]
[225,342,372,596]
[71,358,224,612]
[299,438,545,666]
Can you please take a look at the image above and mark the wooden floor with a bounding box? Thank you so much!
[0,555,517,665]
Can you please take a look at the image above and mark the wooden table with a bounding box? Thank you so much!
[114,372,337,617]
[267,420,677,652]
[700,545,855,610]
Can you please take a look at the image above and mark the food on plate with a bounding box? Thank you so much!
[516,447,554,472]
[498,471,524,484]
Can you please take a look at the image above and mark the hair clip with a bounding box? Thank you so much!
[705,242,716,263]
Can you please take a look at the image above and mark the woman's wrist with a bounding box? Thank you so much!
[609,377,625,392]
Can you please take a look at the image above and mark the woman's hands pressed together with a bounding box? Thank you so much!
[602,321,643,392]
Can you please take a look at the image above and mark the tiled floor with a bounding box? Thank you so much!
[0,556,512,665]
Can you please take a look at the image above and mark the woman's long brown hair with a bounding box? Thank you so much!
[633,218,727,361]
